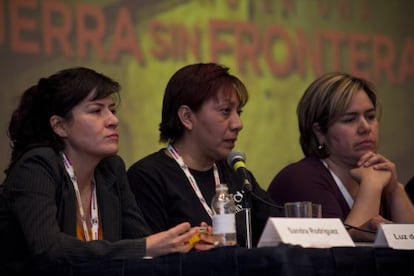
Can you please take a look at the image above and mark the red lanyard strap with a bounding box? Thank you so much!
[167,144,220,218]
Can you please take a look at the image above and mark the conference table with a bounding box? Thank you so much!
[33,243,413,276]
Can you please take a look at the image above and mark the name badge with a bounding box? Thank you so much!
[257,217,355,248]
[374,224,414,249]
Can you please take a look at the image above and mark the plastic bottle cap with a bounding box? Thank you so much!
[216,184,228,191]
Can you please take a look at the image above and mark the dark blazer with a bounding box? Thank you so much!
[0,147,151,274]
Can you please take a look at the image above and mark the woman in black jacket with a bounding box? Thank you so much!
[0,67,211,275]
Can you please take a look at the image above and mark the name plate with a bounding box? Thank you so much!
[374,224,414,249]
[257,217,355,248]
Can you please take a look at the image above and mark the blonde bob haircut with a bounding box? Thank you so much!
[297,72,380,159]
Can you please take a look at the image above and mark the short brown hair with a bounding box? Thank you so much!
[159,63,249,143]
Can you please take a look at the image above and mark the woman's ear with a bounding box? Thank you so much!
[312,122,324,145]
[50,115,67,138]
[177,105,194,130]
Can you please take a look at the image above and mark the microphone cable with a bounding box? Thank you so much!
[249,189,377,234]
[343,223,376,234]
[247,189,285,211]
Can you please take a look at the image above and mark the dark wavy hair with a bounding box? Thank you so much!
[159,62,249,143]
[6,67,120,173]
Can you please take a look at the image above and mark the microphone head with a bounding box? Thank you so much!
[227,151,251,192]
[227,151,246,167]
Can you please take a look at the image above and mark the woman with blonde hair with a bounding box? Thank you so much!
[268,72,414,241]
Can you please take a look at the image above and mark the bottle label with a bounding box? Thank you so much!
[212,214,236,234]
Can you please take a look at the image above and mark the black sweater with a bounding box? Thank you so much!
[127,149,283,247]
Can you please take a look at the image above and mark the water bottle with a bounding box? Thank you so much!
[211,183,237,246]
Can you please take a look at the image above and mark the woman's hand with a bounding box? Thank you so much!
[354,152,414,224]
[350,165,391,190]
[357,152,399,193]
[192,222,216,251]
[145,222,197,258]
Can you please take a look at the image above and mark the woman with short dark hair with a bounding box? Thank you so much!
[128,63,282,247]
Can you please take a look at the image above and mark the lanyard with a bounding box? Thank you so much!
[167,144,220,218]
[61,152,99,241]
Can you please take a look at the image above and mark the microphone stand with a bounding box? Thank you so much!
[242,179,253,249]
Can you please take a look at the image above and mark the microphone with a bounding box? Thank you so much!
[227,151,252,192]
